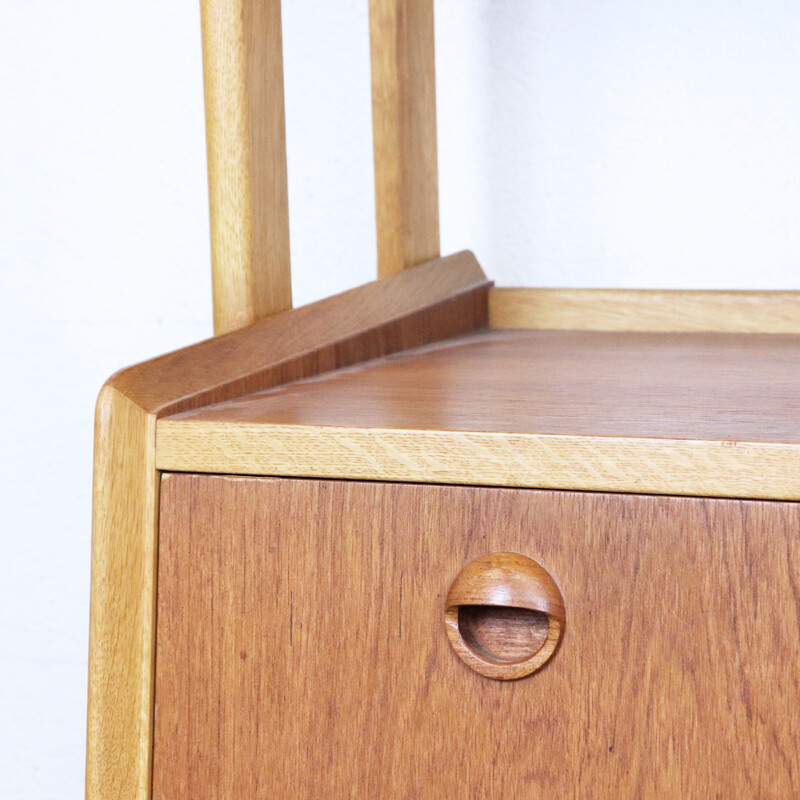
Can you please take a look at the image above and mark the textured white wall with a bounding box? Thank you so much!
[1,1,798,797]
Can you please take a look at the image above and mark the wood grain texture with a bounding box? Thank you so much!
[157,329,800,500]
[86,253,488,799]
[370,0,439,277]
[445,552,565,680]
[457,606,550,663]
[201,0,292,334]
[153,475,800,798]
[86,388,159,800]
[490,287,800,333]
[445,552,566,620]
[110,251,488,417]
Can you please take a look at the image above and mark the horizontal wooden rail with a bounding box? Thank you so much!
[489,287,800,333]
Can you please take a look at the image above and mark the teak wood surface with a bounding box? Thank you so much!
[445,552,565,680]
[157,328,800,500]
[153,475,800,799]
[85,254,488,800]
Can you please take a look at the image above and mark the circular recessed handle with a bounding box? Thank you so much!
[444,552,565,680]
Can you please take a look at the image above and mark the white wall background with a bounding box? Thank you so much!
[1,1,798,796]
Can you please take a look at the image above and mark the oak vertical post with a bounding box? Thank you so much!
[86,391,159,800]
[201,0,292,334]
[369,0,440,277]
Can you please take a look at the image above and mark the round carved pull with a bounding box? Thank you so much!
[444,552,565,680]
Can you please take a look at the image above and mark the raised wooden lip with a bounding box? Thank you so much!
[107,251,488,418]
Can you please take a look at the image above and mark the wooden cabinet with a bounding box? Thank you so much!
[152,474,800,798]
[85,3,800,797]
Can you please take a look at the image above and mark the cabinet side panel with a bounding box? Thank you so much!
[153,475,800,799]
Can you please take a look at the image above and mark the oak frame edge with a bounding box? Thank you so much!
[86,386,158,800]
[154,424,800,502]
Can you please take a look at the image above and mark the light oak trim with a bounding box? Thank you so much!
[201,0,292,334]
[489,288,800,333]
[86,253,490,799]
[86,388,159,800]
[370,0,439,277]
[155,423,800,501]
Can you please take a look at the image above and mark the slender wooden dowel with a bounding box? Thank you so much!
[369,0,440,278]
[201,0,292,335]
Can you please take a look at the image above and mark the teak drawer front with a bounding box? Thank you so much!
[153,475,800,799]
